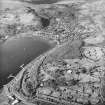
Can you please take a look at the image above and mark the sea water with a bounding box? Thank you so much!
[0,37,55,87]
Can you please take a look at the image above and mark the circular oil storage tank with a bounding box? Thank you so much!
[0,37,55,88]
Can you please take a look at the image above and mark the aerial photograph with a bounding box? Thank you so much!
[0,0,105,105]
